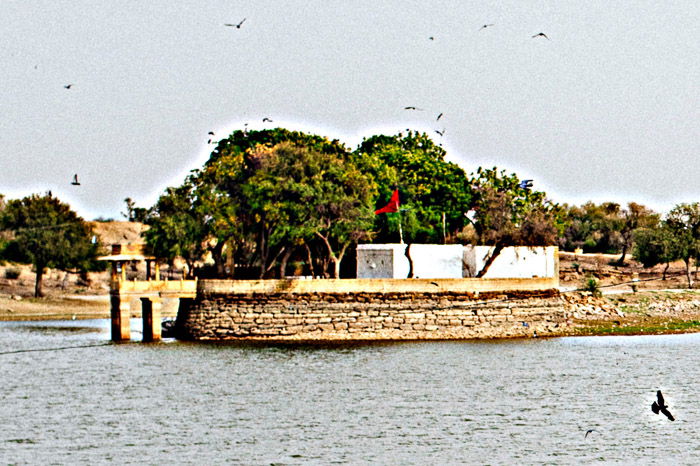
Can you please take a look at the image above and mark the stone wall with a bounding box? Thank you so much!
[176,287,566,341]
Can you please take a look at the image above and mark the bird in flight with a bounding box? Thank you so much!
[651,390,675,421]
[262,117,273,122]
[64,84,73,89]
[429,36,435,41]
[224,18,246,28]
[208,131,215,135]
[435,129,446,137]
[584,429,596,438]
[532,32,549,40]
[404,106,423,111]
[71,174,80,186]
[478,24,495,31]
[519,179,533,189]
[436,112,443,121]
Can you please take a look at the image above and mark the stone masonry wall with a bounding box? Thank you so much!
[176,289,566,341]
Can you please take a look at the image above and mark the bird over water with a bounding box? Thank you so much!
[651,390,675,421]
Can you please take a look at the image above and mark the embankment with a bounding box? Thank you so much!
[176,278,564,341]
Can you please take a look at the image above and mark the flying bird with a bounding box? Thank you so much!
[519,179,533,189]
[71,174,80,186]
[64,84,73,89]
[532,32,549,40]
[436,112,443,121]
[262,117,273,122]
[224,18,246,28]
[478,24,495,31]
[435,129,446,137]
[584,429,596,438]
[651,390,675,421]
[404,106,423,111]
[208,131,215,135]
[428,36,435,41]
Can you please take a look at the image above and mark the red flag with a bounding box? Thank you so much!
[374,189,400,214]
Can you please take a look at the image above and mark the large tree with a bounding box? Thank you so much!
[1,194,99,297]
[242,141,376,278]
[353,131,473,244]
[152,128,373,278]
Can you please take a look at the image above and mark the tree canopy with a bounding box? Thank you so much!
[353,131,473,243]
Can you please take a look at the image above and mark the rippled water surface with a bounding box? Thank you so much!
[2,319,699,464]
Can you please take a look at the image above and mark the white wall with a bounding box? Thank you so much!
[463,245,557,278]
[357,244,465,279]
[358,244,558,279]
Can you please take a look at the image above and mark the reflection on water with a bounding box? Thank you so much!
[1,319,699,464]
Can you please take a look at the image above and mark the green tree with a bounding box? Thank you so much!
[664,203,700,287]
[468,167,559,277]
[633,225,679,280]
[186,128,362,278]
[145,180,207,277]
[122,197,151,223]
[615,202,659,265]
[1,194,100,297]
[242,142,376,278]
[558,202,625,253]
[353,131,472,244]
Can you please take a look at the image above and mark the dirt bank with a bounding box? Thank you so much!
[561,290,700,337]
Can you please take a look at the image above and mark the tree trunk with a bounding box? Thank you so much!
[326,243,350,279]
[662,262,669,280]
[279,248,294,278]
[617,245,628,266]
[685,258,694,288]
[34,264,45,298]
[404,244,414,278]
[315,232,345,278]
[210,241,226,278]
[304,243,315,277]
[476,244,504,278]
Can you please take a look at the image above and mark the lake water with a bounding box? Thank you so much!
[1,319,699,465]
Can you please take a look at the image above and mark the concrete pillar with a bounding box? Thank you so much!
[141,297,162,342]
[110,294,131,341]
[155,263,161,281]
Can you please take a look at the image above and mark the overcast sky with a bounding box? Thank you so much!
[1,1,698,219]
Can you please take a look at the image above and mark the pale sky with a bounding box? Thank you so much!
[1,1,698,219]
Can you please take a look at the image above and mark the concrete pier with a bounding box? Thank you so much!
[110,295,131,341]
[141,297,162,342]
[108,279,196,342]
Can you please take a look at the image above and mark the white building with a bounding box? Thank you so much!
[356,244,557,279]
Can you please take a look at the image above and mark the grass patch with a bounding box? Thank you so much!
[574,319,700,336]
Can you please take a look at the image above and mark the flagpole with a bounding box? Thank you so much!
[398,211,404,244]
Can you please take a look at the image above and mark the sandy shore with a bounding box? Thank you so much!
[0,294,178,321]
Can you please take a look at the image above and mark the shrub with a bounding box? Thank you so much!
[583,276,601,297]
[4,267,21,279]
